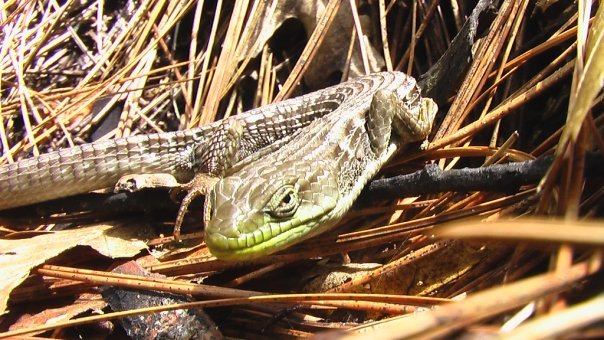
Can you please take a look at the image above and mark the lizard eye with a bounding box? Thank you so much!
[265,185,299,218]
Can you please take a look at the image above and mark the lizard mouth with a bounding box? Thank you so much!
[205,215,326,260]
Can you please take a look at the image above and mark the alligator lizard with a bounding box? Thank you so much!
[206,73,437,259]
[0,72,435,248]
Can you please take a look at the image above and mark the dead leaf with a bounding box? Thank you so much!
[0,223,151,314]
[9,293,106,333]
[237,0,384,88]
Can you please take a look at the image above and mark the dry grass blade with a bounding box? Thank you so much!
[0,0,602,338]
[199,0,249,125]
[273,0,343,101]
[433,0,519,141]
[537,4,603,219]
[427,60,574,151]
[558,4,604,150]
[436,218,604,245]
[337,256,601,339]
[500,293,604,339]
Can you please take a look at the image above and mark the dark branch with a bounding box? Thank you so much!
[364,153,604,200]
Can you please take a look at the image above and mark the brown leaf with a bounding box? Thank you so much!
[0,223,151,314]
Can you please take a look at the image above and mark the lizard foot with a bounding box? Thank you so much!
[171,173,219,240]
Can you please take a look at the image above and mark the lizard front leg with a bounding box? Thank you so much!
[172,117,244,239]
[113,117,244,240]
[367,84,437,156]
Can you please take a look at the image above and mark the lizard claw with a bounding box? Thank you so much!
[172,173,219,240]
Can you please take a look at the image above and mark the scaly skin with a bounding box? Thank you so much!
[0,72,434,251]
[205,72,438,260]
[0,73,401,210]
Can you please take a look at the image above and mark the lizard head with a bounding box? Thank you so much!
[205,159,340,260]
